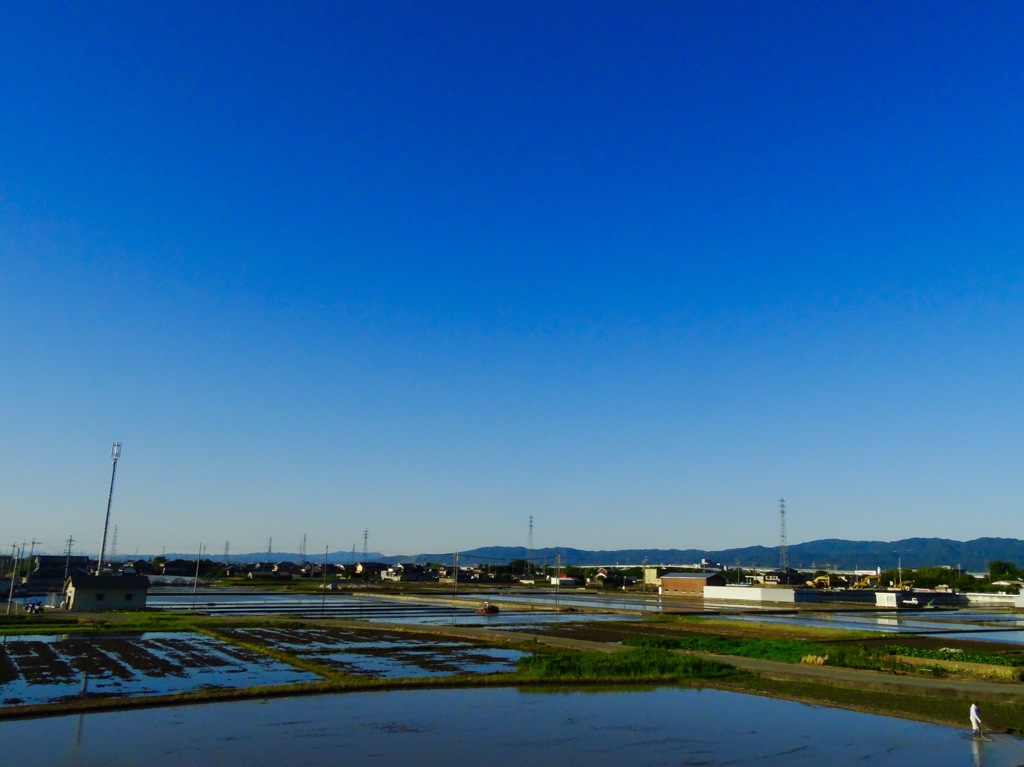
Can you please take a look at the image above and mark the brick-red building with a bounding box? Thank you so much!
[660,572,727,597]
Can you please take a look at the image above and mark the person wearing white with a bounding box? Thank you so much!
[970,701,982,736]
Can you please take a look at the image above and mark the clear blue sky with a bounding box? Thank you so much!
[2,2,1023,559]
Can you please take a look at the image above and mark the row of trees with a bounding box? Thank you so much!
[874,561,1023,592]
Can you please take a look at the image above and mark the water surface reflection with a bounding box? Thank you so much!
[3,686,1021,766]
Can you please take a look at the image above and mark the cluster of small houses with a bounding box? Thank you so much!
[9,553,862,613]
[224,561,456,582]
[11,555,571,612]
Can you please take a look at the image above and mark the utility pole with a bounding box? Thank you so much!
[555,554,561,606]
[63,535,75,583]
[320,545,329,617]
[6,544,18,614]
[97,442,122,573]
[191,544,203,611]
[26,539,39,580]
[453,551,459,597]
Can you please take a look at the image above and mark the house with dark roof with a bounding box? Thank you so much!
[763,568,806,586]
[64,573,150,611]
[383,563,435,582]
[354,562,388,579]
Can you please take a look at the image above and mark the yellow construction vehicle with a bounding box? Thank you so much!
[806,573,849,589]
[851,573,881,589]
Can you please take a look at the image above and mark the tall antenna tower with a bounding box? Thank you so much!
[97,441,122,573]
[223,541,230,566]
[110,524,119,563]
[267,538,273,563]
[350,543,356,563]
[362,529,369,558]
[300,533,307,561]
[778,497,789,571]
[526,515,534,575]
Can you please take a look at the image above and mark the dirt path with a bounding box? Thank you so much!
[691,652,1023,702]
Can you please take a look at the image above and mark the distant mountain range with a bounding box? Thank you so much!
[161,537,1023,572]
[405,537,1021,572]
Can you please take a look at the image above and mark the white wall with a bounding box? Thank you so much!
[703,586,819,604]
[961,592,1024,608]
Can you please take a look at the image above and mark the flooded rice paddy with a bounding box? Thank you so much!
[3,685,1021,767]
[0,632,319,706]
[224,626,524,678]
[148,589,642,627]
[153,588,1024,644]
[0,627,524,706]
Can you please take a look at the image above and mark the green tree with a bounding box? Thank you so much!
[989,560,1021,580]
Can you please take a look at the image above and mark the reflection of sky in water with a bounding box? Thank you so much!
[0,632,319,706]
[3,686,1022,767]
[318,647,523,678]
[232,628,525,677]
[149,588,1024,640]
[148,590,646,627]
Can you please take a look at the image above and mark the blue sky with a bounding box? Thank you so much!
[2,2,1023,559]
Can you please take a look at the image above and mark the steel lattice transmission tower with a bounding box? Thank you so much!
[362,529,369,558]
[97,442,122,573]
[778,497,789,571]
[525,515,535,576]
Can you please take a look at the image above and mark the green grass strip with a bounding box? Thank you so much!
[624,634,833,664]
[516,648,739,681]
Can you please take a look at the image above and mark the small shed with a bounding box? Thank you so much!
[660,572,727,597]
[64,573,150,611]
